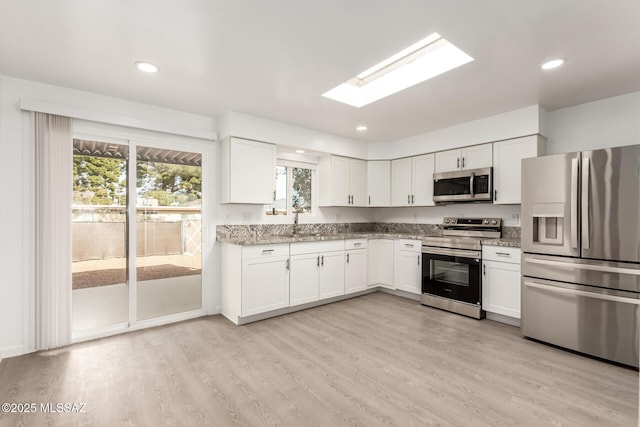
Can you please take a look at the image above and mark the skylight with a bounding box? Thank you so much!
[322,33,473,108]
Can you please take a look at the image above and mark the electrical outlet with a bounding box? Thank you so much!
[242,212,252,224]
[511,213,520,225]
[335,213,342,222]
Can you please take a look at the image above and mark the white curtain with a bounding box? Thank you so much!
[35,112,72,349]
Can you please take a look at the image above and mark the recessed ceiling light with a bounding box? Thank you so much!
[135,61,159,73]
[322,33,473,108]
[541,59,565,70]
[356,125,368,132]
[295,149,305,154]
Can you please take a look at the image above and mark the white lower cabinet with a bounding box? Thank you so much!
[394,240,422,294]
[345,239,368,294]
[221,243,290,324]
[290,241,345,307]
[289,253,321,306]
[368,239,394,288]
[482,246,521,319]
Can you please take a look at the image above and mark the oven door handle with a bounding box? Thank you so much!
[422,247,481,259]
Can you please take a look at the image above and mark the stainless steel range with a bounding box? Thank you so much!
[421,217,502,319]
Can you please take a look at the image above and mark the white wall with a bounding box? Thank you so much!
[217,111,374,225]
[546,91,640,154]
[0,76,218,358]
[373,205,522,226]
[220,111,368,159]
[368,105,546,160]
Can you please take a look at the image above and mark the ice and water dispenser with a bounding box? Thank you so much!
[531,203,565,245]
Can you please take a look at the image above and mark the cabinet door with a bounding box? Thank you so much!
[345,249,367,294]
[319,251,345,299]
[435,149,461,173]
[228,138,276,204]
[493,136,544,204]
[368,239,394,288]
[412,154,435,206]
[394,250,422,294]
[241,256,289,316]
[394,241,421,294]
[461,143,493,170]
[391,157,412,206]
[367,160,391,207]
[349,159,367,206]
[290,253,320,307]
[482,260,521,318]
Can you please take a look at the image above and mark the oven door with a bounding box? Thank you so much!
[422,248,481,304]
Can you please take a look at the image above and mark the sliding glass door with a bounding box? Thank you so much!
[71,137,206,338]
[72,139,129,332]
[135,146,202,320]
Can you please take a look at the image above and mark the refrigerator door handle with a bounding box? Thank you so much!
[570,158,579,249]
[581,157,590,250]
[524,256,640,276]
[523,280,640,305]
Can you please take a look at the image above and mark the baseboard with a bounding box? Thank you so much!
[486,312,521,327]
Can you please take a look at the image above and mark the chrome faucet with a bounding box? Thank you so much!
[293,206,300,235]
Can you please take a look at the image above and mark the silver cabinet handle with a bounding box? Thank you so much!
[462,157,465,168]
[570,157,579,249]
[286,259,290,270]
[346,253,350,263]
[494,189,497,201]
[317,256,320,267]
[273,190,276,201]
[404,243,415,248]
[408,194,411,204]
[495,252,511,257]
[369,195,371,205]
[483,264,486,275]
[262,249,274,254]
[457,157,460,169]
[417,254,420,265]
[353,242,362,247]
[321,255,324,266]
[411,194,414,204]
[581,157,590,250]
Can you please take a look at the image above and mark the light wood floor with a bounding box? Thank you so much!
[0,293,637,426]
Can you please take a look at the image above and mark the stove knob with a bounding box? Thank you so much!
[444,218,450,224]
[483,219,489,225]
[491,220,497,225]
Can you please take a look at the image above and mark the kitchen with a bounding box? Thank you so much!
[0,1,639,425]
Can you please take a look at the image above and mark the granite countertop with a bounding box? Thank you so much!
[218,232,436,246]
[480,238,521,248]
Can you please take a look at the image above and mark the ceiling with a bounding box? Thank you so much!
[0,0,638,143]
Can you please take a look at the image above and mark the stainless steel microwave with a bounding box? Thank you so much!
[433,167,492,204]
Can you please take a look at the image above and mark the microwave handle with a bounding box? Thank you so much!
[470,172,475,197]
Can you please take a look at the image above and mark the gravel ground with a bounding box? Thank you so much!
[72,255,201,289]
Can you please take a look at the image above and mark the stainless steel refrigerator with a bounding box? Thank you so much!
[521,144,640,367]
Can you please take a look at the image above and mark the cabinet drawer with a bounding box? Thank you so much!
[483,246,521,263]
[345,239,367,250]
[242,243,289,259]
[290,240,345,255]
[397,239,420,252]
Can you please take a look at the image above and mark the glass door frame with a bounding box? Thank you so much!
[71,130,213,343]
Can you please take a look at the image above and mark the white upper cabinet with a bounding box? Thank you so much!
[411,154,435,206]
[435,143,493,173]
[367,160,391,207]
[391,154,435,207]
[220,137,277,204]
[493,135,546,204]
[319,155,367,207]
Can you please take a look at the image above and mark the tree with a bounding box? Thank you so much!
[291,167,312,213]
[73,155,127,205]
[137,161,202,206]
